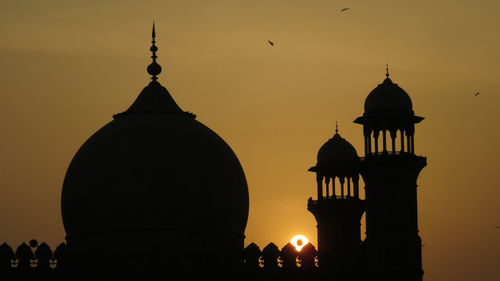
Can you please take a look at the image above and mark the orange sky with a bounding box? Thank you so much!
[0,1,499,280]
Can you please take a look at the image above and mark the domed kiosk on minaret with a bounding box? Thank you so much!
[309,124,361,199]
[354,66,424,156]
[61,25,249,277]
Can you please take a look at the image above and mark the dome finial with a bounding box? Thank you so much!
[335,121,339,134]
[147,22,162,82]
[152,21,156,39]
[386,63,390,78]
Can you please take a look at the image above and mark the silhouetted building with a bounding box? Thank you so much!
[0,27,428,281]
[60,25,249,279]
[307,125,364,279]
[307,66,426,281]
[354,69,426,281]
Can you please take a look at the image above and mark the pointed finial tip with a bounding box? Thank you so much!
[385,63,390,78]
[148,23,161,81]
[335,121,339,134]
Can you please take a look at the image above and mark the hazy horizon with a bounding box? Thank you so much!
[0,1,499,281]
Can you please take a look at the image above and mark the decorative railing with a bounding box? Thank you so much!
[308,196,360,203]
[0,240,318,279]
[242,242,318,272]
[360,151,427,160]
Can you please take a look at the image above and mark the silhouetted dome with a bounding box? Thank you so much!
[317,132,359,165]
[364,77,412,113]
[61,80,249,239]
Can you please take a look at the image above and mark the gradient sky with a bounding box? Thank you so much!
[1,1,499,280]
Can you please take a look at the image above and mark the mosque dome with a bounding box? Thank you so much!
[61,27,249,244]
[364,76,413,114]
[316,129,359,166]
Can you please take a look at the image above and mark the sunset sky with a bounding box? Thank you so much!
[0,1,499,280]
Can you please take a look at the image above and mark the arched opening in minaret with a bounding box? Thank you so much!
[360,212,366,241]
[334,177,341,199]
[358,176,366,200]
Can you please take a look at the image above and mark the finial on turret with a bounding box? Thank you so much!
[386,63,390,78]
[147,22,162,82]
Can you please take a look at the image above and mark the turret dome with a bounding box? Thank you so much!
[317,131,359,165]
[364,77,413,114]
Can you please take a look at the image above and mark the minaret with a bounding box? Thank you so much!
[307,124,365,279]
[354,68,426,281]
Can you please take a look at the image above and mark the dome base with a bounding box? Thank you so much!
[64,229,245,277]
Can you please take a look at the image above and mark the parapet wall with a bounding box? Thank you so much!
[0,240,319,280]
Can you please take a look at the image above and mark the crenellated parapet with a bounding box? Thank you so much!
[0,240,321,280]
[0,240,66,280]
[243,242,318,272]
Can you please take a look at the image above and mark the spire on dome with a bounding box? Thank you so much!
[385,63,390,78]
[113,23,196,119]
[147,22,162,82]
[335,121,339,134]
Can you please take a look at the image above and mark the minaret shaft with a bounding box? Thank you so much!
[308,198,364,276]
[361,155,426,281]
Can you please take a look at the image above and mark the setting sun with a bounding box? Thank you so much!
[290,235,309,252]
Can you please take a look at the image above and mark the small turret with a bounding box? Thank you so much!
[307,125,365,278]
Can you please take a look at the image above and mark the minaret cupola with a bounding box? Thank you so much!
[354,66,424,156]
[309,124,361,200]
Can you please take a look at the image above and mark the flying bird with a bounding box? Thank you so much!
[268,40,274,46]
[474,92,480,96]
[340,8,350,12]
